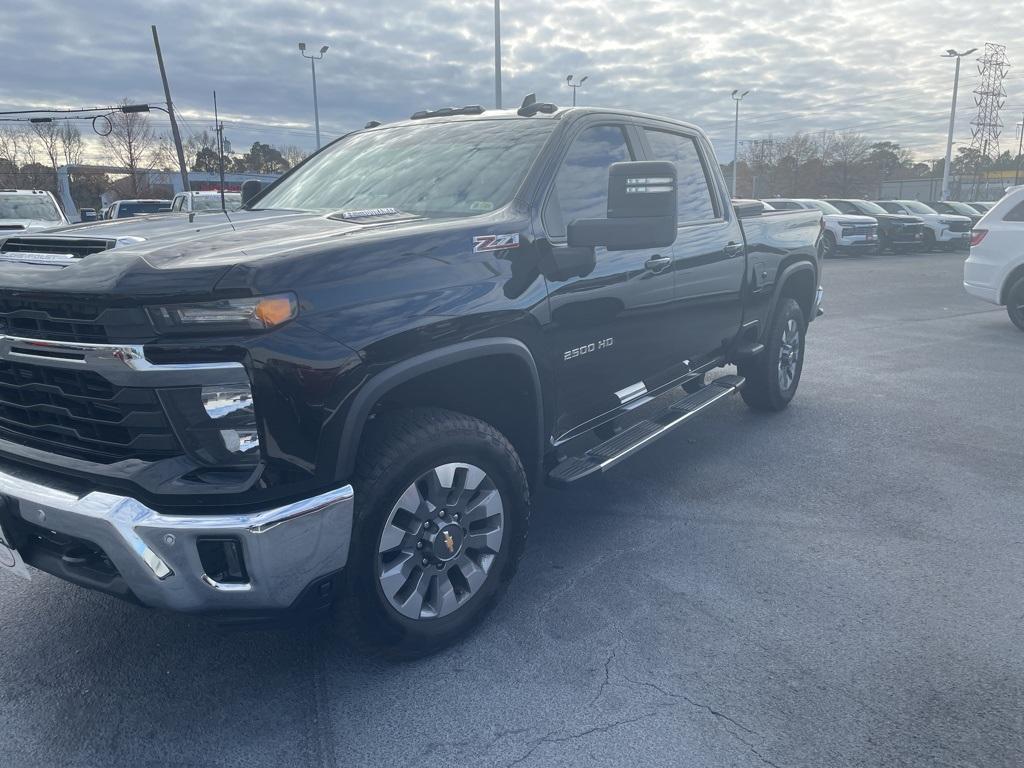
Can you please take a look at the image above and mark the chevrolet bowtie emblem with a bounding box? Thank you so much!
[442,530,455,555]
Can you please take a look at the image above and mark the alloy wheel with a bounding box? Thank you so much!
[377,463,504,620]
[778,318,801,391]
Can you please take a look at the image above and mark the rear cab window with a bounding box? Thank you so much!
[642,129,719,223]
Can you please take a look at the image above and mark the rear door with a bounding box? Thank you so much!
[638,125,745,370]
[541,120,681,438]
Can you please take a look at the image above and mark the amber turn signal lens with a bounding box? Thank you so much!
[255,296,297,327]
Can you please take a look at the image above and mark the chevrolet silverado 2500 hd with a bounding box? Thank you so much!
[0,102,822,655]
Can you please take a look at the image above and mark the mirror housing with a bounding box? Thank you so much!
[733,199,765,218]
[79,208,97,222]
[240,179,264,207]
[567,161,678,251]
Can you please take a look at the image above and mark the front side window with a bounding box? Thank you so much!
[643,129,718,223]
[545,125,632,237]
[767,200,801,211]
[257,119,554,219]
[0,194,61,221]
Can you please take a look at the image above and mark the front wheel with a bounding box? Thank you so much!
[1007,277,1024,332]
[738,298,807,412]
[336,407,529,658]
[922,229,937,252]
[818,232,837,259]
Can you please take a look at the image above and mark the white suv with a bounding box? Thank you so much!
[764,199,878,257]
[875,200,972,251]
[0,189,69,232]
[963,186,1024,331]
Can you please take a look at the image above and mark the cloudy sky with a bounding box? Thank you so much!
[1,0,1021,164]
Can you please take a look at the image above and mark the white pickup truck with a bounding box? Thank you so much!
[0,189,68,232]
[763,198,878,258]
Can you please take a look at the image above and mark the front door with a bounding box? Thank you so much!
[541,121,680,438]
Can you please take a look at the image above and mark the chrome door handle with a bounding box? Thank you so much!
[644,255,672,272]
[724,242,744,257]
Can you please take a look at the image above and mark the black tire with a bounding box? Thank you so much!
[682,373,706,394]
[818,231,837,259]
[738,298,806,412]
[922,229,937,252]
[335,407,530,658]
[1007,277,1024,332]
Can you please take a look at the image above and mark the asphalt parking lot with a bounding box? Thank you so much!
[1,248,1021,768]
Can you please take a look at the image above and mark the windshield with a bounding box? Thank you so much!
[115,201,168,218]
[193,194,241,211]
[802,200,842,215]
[901,200,938,215]
[0,194,61,221]
[257,119,555,218]
[852,200,888,215]
[942,201,978,216]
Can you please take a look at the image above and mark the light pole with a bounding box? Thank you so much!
[494,0,502,109]
[566,74,588,107]
[299,42,329,150]
[731,89,749,198]
[941,48,976,201]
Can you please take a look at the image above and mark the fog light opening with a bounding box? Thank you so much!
[197,537,249,585]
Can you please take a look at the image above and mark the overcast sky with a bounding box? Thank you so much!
[1,0,1021,164]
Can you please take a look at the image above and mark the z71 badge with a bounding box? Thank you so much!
[473,233,520,253]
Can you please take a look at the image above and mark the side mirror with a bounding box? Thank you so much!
[733,200,765,218]
[240,179,264,207]
[567,161,677,251]
[79,208,97,222]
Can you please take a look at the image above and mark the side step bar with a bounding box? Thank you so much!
[548,375,745,486]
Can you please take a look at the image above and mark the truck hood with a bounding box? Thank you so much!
[0,208,448,298]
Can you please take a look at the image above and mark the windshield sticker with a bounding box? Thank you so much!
[473,233,520,253]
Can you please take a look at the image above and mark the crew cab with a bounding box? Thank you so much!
[0,189,69,232]
[170,191,242,213]
[764,199,878,257]
[823,199,925,253]
[0,103,822,656]
[874,200,972,251]
[963,186,1024,331]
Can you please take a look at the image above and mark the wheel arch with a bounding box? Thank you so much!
[768,259,817,325]
[999,262,1024,305]
[336,338,545,489]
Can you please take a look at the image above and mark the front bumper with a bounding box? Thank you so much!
[0,459,354,612]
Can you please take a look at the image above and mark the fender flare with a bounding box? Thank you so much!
[335,337,545,482]
[766,259,817,323]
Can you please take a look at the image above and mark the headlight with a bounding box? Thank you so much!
[147,293,297,335]
[159,381,260,468]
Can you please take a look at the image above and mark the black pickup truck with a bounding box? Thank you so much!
[0,103,822,655]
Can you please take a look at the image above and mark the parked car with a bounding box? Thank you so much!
[107,199,172,219]
[925,200,983,227]
[170,190,243,213]
[764,198,878,258]
[874,200,972,251]
[966,202,996,214]
[963,186,1024,331]
[0,189,69,232]
[823,199,925,252]
[0,104,823,656]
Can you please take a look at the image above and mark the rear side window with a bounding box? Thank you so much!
[1005,201,1024,222]
[546,125,632,238]
[643,129,718,223]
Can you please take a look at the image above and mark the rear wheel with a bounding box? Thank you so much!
[818,232,837,259]
[336,407,529,658]
[739,298,806,412]
[1007,277,1024,332]
[922,229,937,252]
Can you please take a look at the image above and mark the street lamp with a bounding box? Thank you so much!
[566,74,588,107]
[731,89,750,198]
[299,42,329,150]
[940,48,976,201]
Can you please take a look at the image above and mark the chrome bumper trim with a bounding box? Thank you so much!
[0,334,247,387]
[0,460,354,612]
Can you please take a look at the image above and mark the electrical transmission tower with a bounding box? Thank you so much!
[969,43,1009,161]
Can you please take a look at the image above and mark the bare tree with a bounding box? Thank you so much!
[830,132,871,196]
[59,123,84,167]
[31,121,62,191]
[101,99,157,196]
[280,144,308,168]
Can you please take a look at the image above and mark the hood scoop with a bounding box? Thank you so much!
[327,208,422,224]
[0,236,117,267]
